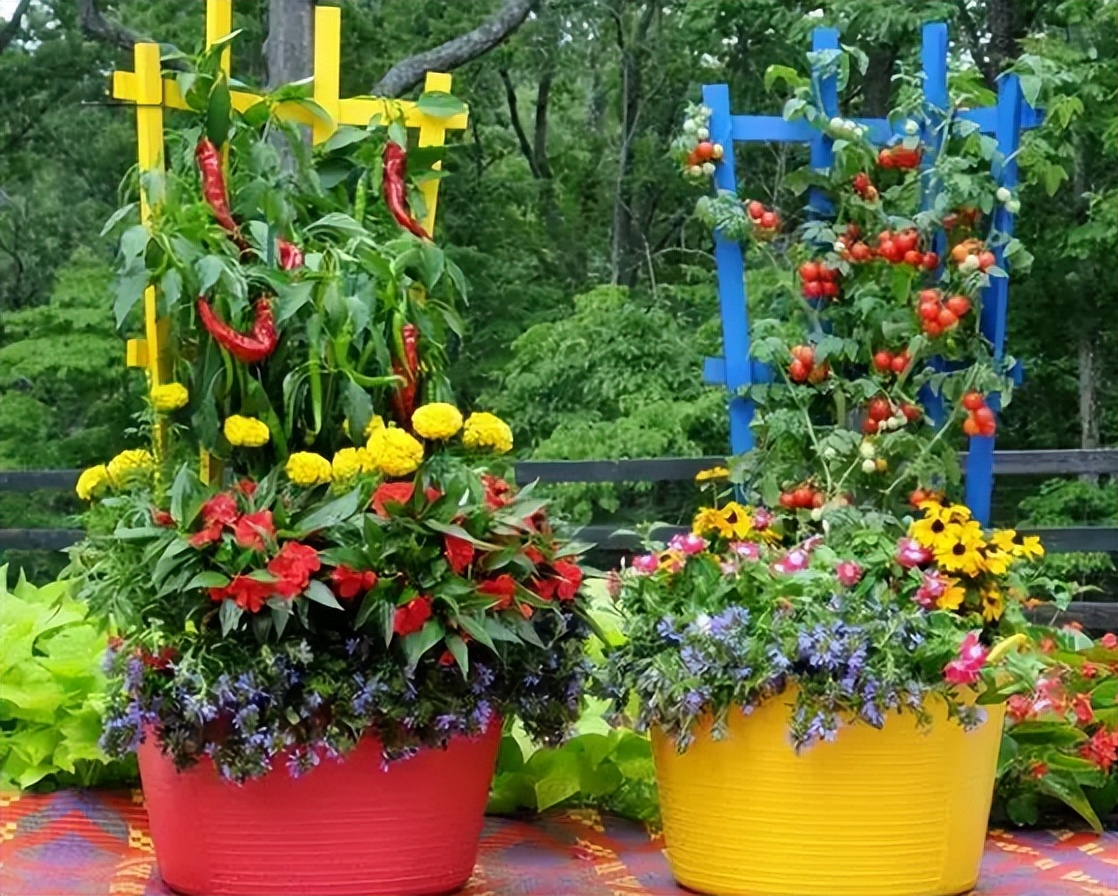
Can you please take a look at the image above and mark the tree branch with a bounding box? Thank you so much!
[533,68,553,179]
[78,0,142,53]
[499,68,541,178]
[371,0,536,98]
[0,0,33,54]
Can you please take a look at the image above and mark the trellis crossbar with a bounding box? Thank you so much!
[700,22,1042,524]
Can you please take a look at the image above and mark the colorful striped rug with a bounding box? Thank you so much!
[1,790,1115,895]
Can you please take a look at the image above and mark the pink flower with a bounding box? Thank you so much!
[835,561,862,587]
[914,571,949,609]
[803,535,824,552]
[772,548,809,575]
[1101,632,1118,649]
[669,533,707,555]
[944,632,988,686]
[752,508,773,530]
[729,541,760,561]
[896,537,933,569]
[1006,694,1034,722]
[720,561,737,575]
[630,553,659,575]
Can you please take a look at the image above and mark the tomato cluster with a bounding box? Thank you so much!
[917,288,971,337]
[862,396,921,435]
[686,140,724,169]
[877,144,922,170]
[950,239,996,274]
[788,344,829,384]
[872,349,912,376]
[779,484,825,509]
[746,200,781,234]
[943,207,980,234]
[908,487,943,508]
[874,229,938,269]
[961,391,997,437]
[852,172,878,202]
[798,260,841,300]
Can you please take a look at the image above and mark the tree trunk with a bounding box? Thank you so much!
[986,0,1022,78]
[861,46,897,117]
[1078,334,1100,447]
[267,0,314,88]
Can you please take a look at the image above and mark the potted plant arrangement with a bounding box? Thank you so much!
[66,45,591,896]
[602,56,1084,896]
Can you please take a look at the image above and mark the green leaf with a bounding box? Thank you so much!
[196,255,225,294]
[402,619,444,668]
[291,489,361,536]
[425,520,497,550]
[322,126,369,153]
[219,600,243,635]
[456,613,496,650]
[1005,792,1038,825]
[160,268,183,310]
[1008,720,1088,747]
[118,224,150,260]
[1090,680,1118,708]
[446,633,469,676]
[1037,775,1103,833]
[304,579,343,609]
[100,202,138,237]
[113,270,148,329]
[185,571,229,591]
[416,90,466,119]
[526,749,581,810]
[764,64,805,92]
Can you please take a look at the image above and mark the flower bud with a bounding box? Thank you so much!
[995,186,1012,203]
[861,458,877,474]
[696,126,710,140]
[904,120,919,135]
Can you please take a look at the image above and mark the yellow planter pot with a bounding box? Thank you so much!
[651,694,1006,896]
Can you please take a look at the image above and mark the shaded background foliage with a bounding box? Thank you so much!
[1,0,1115,580]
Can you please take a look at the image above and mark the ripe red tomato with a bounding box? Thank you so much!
[877,240,896,261]
[793,487,814,508]
[747,200,765,220]
[891,353,909,374]
[901,403,922,422]
[791,345,815,365]
[779,492,795,508]
[851,242,873,262]
[873,351,893,373]
[811,492,825,509]
[974,406,996,427]
[805,280,824,299]
[945,295,971,317]
[760,211,777,229]
[979,420,997,437]
[877,148,894,168]
[843,223,862,240]
[853,173,871,193]
[896,231,918,253]
[695,141,714,161]
[819,265,839,282]
[918,288,941,304]
[862,418,879,435]
[977,250,996,270]
[821,281,839,299]
[963,417,981,437]
[923,320,943,337]
[937,307,958,329]
[903,250,923,266]
[922,252,939,270]
[962,391,985,411]
[808,362,830,384]
[788,359,809,382]
[919,302,941,322]
[799,261,821,282]
[868,397,891,421]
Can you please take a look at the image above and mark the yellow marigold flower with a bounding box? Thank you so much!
[692,507,725,536]
[106,449,153,488]
[364,414,386,439]
[712,502,753,540]
[286,451,332,487]
[462,412,513,454]
[223,415,271,448]
[75,464,110,501]
[331,447,366,486]
[981,586,1005,622]
[936,578,967,611]
[695,466,730,483]
[368,426,425,477]
[412,403,463,441]
[150,382,189,413]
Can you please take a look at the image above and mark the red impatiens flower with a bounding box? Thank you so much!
[523,545,545,566]
[1080,728,1118,772]
[478,575,518,611]
[1101,632,1118,650]
[191,493,241,548]
[267,541,321,598]
[551,560,583,601]
[190,524,223,548]
[151,508,175,527]
[393,596,433,637]
[372,481,417,517]
[1072,693,1094,725]
[330,565,378,599]
[208,575,274,613]
[481,474,512,510]
[233,510,275,552]
[444,534,475,575]
[236,479,257,497]
[140,646,178,670]
[1006,694,1034,723]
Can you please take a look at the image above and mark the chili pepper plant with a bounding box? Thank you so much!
[602,58,1091,774]
[67,39,595,781]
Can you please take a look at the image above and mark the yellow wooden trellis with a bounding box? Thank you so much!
[111,0,468,453]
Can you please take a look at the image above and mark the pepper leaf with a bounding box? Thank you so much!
[416,90,466,119]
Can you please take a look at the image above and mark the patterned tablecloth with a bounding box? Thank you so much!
[1,790,1115,896]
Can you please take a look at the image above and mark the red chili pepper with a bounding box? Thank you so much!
[389,322,420,425]
[382,142,430,241]
[196,296,278,364]
[277,239,303,270]
[194,138,249,250]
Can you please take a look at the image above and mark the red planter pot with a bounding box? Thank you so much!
[138,724,501,896]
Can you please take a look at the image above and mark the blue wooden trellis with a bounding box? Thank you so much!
[700,22,1043,525]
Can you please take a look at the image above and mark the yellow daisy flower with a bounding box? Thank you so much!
[462,412,514,454]
[411,403,463,441]
[981,586,1005,622]
[695,466,730,483]
[692,507,725,537]
[981,545,1014,576]
[1014,535,1044,560]
[75,464,110,501]
[909,515,956,553]
[150,382,189,413]
[712,502,753,540]
[936,578,967,611]
[918,499,972,525]
[933,520,986,577]
[286,452,332,487]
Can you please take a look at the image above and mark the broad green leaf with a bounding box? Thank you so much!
[291,489,361,535]
[304,579,343,610]
[416,90,466,119]
[402,619,445,668]
[206,78,232,148]
[185,571,229,591]
[113,270,148,329]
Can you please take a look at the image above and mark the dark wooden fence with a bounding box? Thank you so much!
[2,449,1116,629]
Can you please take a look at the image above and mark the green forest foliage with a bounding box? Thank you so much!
[1,0,1115,572]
